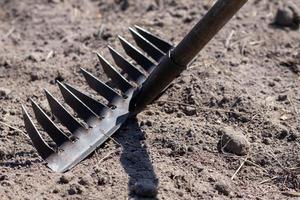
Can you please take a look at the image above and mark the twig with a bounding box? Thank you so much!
[231,156,248,180]
[2,27,15,39]
[259,176,279,184]
[102,132,121,147]
[282,191,300,197]
[241,158,269,174]
[225,30,235,49]
[98,149,118,163]
[0,121,30,140]
[46,50,54,61]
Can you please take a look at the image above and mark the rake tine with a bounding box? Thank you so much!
[45,89,85,133]
[64,83,110,117]
[134,25,173,53]
[57,81,98,123]
[22,106,54,159]
[96,53,133,93]
[80,68,122,102]
[31,99,69,146]
[108,46,146,84]
[129,27,165,62]
[118,35,155,72]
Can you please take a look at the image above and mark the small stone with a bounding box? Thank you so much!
[26,54,39,62]
[78,175,91,186]
[59,175,70,184]
[30,71,40,81]
[277,128,288,139]
[55,72,64,82]
[52,188,60,194]
[0,87,11,97]
[183,106,197,116]
[215,180,232,196]
[218,126,250,156]
[274,4,300,28]
[97,177,107,186]
[145,120,152,126]
[277,94,288,101]
[262,138,271,145]
[68,184,83,195]
[130,179,157,197]
[268,82,275,87]
[0,175,8,181]
[119,0,129,11]
[1,181,12,187]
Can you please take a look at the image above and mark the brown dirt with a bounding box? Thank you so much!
[0,0,300,199]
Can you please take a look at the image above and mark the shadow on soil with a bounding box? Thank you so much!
[116,118,158,198]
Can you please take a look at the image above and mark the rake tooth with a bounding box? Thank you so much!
[45,89,85,133]
[118,35,155,73]
[30,99,69,146]
[64,83,110,117]
[134,25,173,53]
[22,106,54,159]
[129,27,165,62]
[80,68,122,102]
[96,52,133,93]
[108,46,146,84]
[57,81,98,122]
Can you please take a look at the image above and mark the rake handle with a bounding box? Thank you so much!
[132,0,248,114]
[171,0,247,66]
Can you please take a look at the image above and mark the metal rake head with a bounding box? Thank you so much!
[22,26,173,172]
[22,0,247,172]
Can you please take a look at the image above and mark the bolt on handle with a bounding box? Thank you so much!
[132,0,248,114]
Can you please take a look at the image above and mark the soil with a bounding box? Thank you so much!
[0,0,300,199]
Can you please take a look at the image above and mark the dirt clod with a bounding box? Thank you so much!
[68,184,84,195]
[78,175,92,186]
[218,126,250,156]
[30,71,40,81]
[59,175,71,184]
[215,180,233,196]
[274,3,300,29]
[277,94,288,101]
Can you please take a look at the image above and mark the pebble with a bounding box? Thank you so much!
[30,71,40,81]
[0,175,8,181]
[215,180,233,196]
[78,175,91,186]
[277,94,287,101]
[218,126,250,156]
[183,106,197,116]
[97,176,107,186]
[68,184,83,195]
[274,4,300,28]
[262,138,271,145]
[59,175,71,184]
[26,54,39,62]
[0,87,11,97]
[130,179,157,197]
[277,128,289,139]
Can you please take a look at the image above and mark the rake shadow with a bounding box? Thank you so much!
[115,118,158,198]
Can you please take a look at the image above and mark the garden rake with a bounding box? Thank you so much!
[22,0,247,172]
